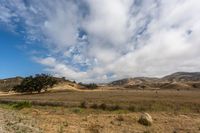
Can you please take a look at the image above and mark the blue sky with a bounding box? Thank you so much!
[0,27,43,78]
[0,0,200,82]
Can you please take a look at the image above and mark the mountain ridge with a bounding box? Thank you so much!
[108,72,200,90]
[1,72,200,92]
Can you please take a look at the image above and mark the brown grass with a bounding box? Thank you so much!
[1,105,200,133]
[0,90,200,112]
[0,89,200,132]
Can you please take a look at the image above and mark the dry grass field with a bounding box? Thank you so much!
[0,104,200,133]
[0,90,200,112]
[0,89,200,133]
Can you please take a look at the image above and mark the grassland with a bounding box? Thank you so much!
[0,103,200,133]
[0,89,200,132]
[0,90,200,112]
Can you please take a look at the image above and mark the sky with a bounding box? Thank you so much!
[0,0,200,83]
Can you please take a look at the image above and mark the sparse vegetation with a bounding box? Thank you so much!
[109,105,121,111]
[79,83,98,89]
[128,105,136,112]
[1,78,200,132]
[80,101,87,108]
[90,103,98,109]
[0,77,23,92]
[0,104,199,133]
[99,103,107,110]
[71,108,83,113]
[89,103,122,111]
[1,90,200,113]
[12,101,32,110]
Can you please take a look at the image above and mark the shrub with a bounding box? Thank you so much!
[72,108,83,113]
[90,103,98,109]
[128,105,136,112]
[99,103,107,110]
[79,83,98,89]
[109,105,121,111]
[80,101,87,108]
[12,101,32,109]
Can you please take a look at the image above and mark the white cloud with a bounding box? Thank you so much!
[1,0,200,82]
[35,57,88,81]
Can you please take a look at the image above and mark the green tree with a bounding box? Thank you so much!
[13,74,58,93]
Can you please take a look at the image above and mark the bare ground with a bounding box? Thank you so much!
[0,106,200,133]
[0,90,200,133]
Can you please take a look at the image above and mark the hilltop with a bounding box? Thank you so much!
[0,77,23,92]
[1,72,200,93]
[108,72,200,90]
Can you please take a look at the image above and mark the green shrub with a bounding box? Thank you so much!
[12,101,32,109]
[79,83,98,89]
[72,108,83,113]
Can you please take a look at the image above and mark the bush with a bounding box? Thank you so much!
[99,103,107,110]
[72,108,83,113]
[109,105,121,111]
[13,74,58,93]
[90,103,98,109]
[79,83,98,89]
[80,101,87,108]
[128,105,136,112]
[12,101,32,109]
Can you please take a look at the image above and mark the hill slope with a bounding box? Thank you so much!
[0,77,23,92]
[109,72,200,90]
[162,72,200,82]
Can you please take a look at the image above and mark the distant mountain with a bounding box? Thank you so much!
[1,72,200,92]
[0,77,23,92]
[162,72,200,82]
[109,72,200,90]
[109,77,159,86]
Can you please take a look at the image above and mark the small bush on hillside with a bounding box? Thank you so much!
[12,101,32,109]
[128,105,136,112]
[90,103,98,109]
[80,101,87,108]
[13,74,58,93]
[72,108,83,113]
[109,105,121,111]
[99,103,107,110]
[79,83,98,89]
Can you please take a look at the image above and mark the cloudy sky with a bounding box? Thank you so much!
[0,0,200,82]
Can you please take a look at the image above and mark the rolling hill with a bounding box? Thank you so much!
[0,77,23,92]
[1,72,200,92]
[109,72,200,90]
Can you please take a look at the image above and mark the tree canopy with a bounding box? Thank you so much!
[13,74,58,93]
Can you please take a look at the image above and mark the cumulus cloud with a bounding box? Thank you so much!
[1,0,200,82]
[35,57,88,81]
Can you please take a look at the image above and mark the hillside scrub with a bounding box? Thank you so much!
[79,83,98,89]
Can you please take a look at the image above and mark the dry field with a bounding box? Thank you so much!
[0,89,200,133]
[0,105,200,133]
[0,90,200,112]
